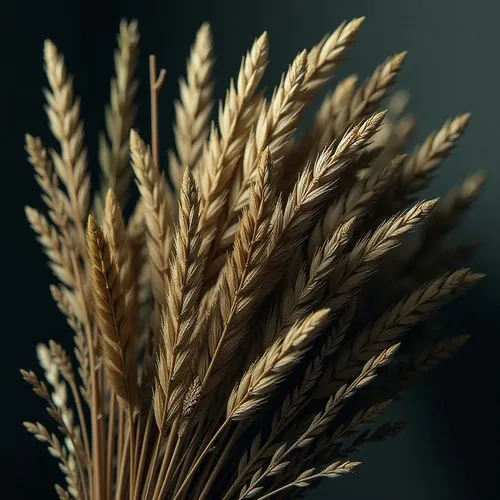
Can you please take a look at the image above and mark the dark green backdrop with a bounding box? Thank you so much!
[1,0,498,498]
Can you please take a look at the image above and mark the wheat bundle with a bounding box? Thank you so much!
[22,17,483,500]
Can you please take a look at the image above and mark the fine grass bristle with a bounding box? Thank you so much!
[22,16,483,500]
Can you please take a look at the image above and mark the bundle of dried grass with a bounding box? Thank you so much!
[22,17,483,500]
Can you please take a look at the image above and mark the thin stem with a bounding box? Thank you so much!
[197,427,240,500]
[115,423,131,500]
[172,404,215,489]
[133,412,143,478]
[172,419,232,500]
[140,53,171,500]
[68,378,92,469]
[169,421,202,489]
[256,480,312,500]
[106,392,117,500]
[222,397,306,500]
[117,406,124,486]
[152,418,180,499]
[148,54,167,171]
[133,407,154,500]
[71,252,103,499]
[155,424,183,499]
[141,427,165,500]
[127,406,136,500]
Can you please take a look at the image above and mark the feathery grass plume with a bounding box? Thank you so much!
[227,309,330,421]
[307,153,406,260]
[196,150,275,398]
[153,170,205,429]
[318,268,482,398]
[237,345,399,500]
[87,215,138,405]
[300,17,365,103]
[169,23,215,195]
[25,134,71,233]
[43,40,91,256]
[282,51,405,195]
[389,113,471,207]
[95,20,140,218]
[103,190,139,338]
[197,32,269,245]
[130,129,173,307]
[22,16,483,500]
[210,51,308,272]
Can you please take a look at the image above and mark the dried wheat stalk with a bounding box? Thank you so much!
[22,16,483,500]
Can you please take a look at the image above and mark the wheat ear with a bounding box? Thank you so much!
[104,190,140,352]
[169,23,214,194]
[239,345,399,499]
[130,130,173,307]
[95,20,140,217]
[300,17,365,103]
[279,17,366,189]
[307,154,405,260]
[87,214,139,495]
[87,214,138,405]
[197,32,269,247]
[152,170,205,429]
[227,309,330,421]
[265,113,385,286]
[397,113,471,195]
[319,269,482,399]
[262,219,355,347]
[43,40,90,255]
[338,52,407,134]
[196,150,275,399]
[210,50,308,271]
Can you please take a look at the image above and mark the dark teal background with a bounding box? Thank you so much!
[1,0,498,498]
